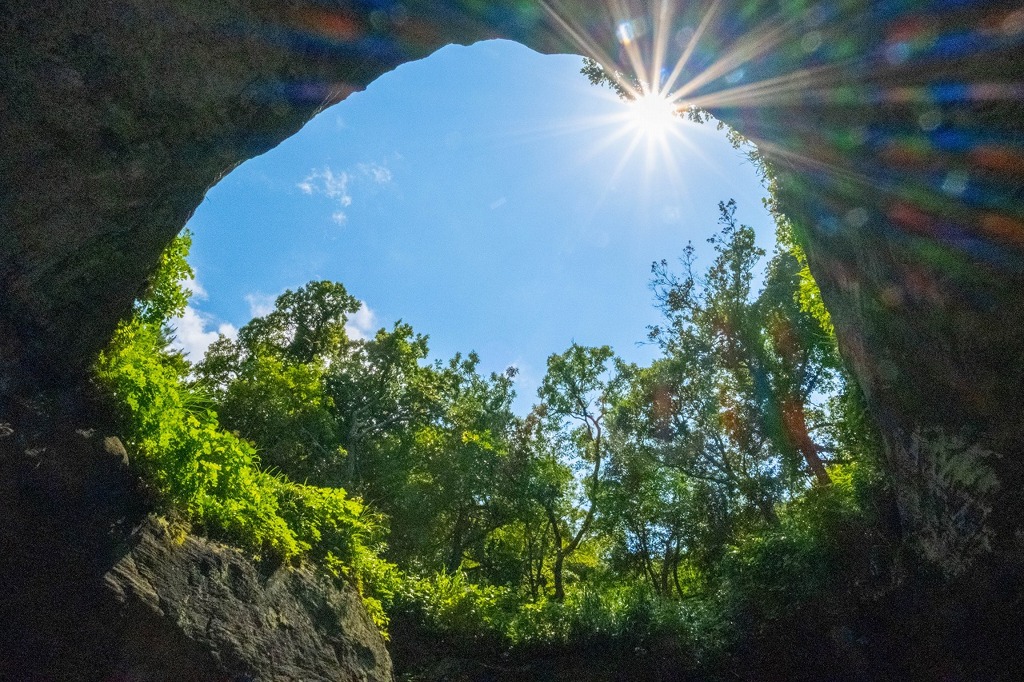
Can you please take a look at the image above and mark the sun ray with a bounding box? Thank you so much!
[538,0,812,213]
[537,0,644,100]
[683,62,859,110]
[660,0,722,100]
[534,4,613,64]
[606,129,648,186]
[749,136,886,197]
[649,0,676,96]
[611,0,655,94]
[668,17,799,103]
[684,63,844,108]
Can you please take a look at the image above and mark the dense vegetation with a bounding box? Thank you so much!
[94,180,896,677]
[87,58,909,679]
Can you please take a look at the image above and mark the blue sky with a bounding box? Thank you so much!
[177,39,774,413]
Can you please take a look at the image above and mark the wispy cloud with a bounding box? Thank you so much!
[660,204,682,224]
[359,163,393,184]
[299,166,354,223]
[244,292,276,318]
[298,167,352,202]
[298,161,393,225]
[489,197,508,210]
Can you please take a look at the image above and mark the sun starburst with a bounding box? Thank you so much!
[626,89,680,139]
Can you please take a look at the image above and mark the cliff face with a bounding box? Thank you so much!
[2,0,1023,672]
[0,421,392,680]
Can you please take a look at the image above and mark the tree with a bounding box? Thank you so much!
[757,236,841,487]
[648,201,788,526]
[535,344,625,601]
[326,322,437,492]
[237,281,360,364]
[194,281,363,485]
[610,356,751,576]
[387,354,522,573]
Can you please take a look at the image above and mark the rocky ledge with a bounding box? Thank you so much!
[0,419,392,681]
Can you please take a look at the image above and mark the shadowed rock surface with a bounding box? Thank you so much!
[105,521,391,680]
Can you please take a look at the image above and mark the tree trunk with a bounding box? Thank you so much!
[782,397,831,486]
[445,509,467,574]
[545,506,567,602]
[552,551,565,602]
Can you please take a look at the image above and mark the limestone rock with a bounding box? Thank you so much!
[0,423,393,680]
[104,519,393,681]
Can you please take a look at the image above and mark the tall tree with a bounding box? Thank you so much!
[536,344,624,601]
[326,322,437,492]
[194,281,362,484]
[237,281,360,365]
[648,202,786,525]
[379,353,521,571]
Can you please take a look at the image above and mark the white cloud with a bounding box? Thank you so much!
[345,302,377,341]
[660,205,682,224]
[169,306,238,360]
[299,162,393,225]
[359,163,393,184]
[245,292,276,317]
[181,276,207,300]
[489,197,507,210]
[298,167,353,203]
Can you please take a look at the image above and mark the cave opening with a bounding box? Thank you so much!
[179,39,777,413]
[3,0,1024,678]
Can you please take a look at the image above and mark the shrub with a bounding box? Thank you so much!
[95,315,397,630]
[717,462,879,621]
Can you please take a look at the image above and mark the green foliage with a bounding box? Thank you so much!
[386,194,886,674]
[97,316,300,557]
[276,480,402,629]
[709,461,886,659]
[392,466,881,669]
[396,572,514,641]
[393,570,731,671]
[136,229,195,327]
[194,281,366,485]
[237,280,360,364]
[96,193,889,667]
[94,234,397,631]
[208,351,343,485]
[773,212,835,338]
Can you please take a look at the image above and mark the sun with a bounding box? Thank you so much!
[626,90,679,138]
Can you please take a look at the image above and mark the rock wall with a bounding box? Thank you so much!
[2,0,1023,669]
[0,420,392,680]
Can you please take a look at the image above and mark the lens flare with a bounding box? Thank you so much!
[263,0,1024,273]
[627,90,679,139]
